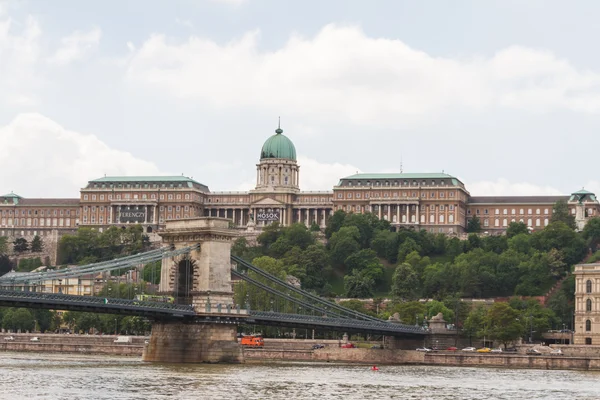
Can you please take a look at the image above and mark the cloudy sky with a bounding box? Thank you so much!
[2,0,600,198]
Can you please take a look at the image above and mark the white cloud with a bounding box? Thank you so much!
[125,24,600,129]
[466,178,564,196]
[298,156,360,190]
[0,114,162,197]
[209,0,247,5]
[48,27,101,66]
[0,15,42,106]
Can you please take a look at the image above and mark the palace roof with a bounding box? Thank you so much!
[86,176,209,191]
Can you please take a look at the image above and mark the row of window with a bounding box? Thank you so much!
[0,230,56,237]
[337,191,457,199]
[476,218,549,228]
[346,179,453,187]
[0,218,74,227]
[83,193,196,201]
[470,208,550,216]
[0,209,76,217]
[90,183,191,189]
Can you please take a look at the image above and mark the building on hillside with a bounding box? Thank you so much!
[1,122,599,240]
[332,173,469,234]
[573,263,600,345]
[77,124,334,235]
[466,190,600,235]
[0,193,79,237]
[0,271,96,296]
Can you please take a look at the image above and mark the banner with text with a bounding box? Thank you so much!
[256,210,280,222]
[119,207,146,223]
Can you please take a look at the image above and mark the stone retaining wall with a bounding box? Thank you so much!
[0,342,142,356]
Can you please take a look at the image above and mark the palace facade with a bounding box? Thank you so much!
[1,124,599,239]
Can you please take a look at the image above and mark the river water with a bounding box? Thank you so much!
[0,352,598,399]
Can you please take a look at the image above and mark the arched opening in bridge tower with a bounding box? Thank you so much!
[176,256,195,305]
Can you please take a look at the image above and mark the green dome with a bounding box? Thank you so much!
[260,125,297,161]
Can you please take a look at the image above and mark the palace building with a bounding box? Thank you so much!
[1,123,599,240]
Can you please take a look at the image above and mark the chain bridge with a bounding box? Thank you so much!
[0,217,427,363]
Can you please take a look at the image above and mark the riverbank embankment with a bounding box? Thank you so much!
[3,333,600,371]
[0,333,144,356]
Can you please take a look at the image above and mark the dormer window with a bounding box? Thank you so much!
[385,181,389,186]
[422,180,426,186]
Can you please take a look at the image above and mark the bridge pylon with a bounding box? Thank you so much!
[143,217,244,363]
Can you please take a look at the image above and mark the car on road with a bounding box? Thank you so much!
[416,347,432,352]
[30,337,40,342]
[312,344,325,350]
[341,343,356,348]
[462,347,476,352]
[550,348,564,355]
[526,349,541,355]
[4,336,14,341]
[503,347,518,353]
[446,347,458,351]
[477,347,491,353]
[491,348,503,353]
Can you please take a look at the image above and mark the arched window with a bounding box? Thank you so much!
[586,319,592,332]
[587,299,593,312]
[587,280,593,294]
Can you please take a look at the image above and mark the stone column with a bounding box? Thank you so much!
[305,209,309,227]
[313,209,317,226]
[416,204,420,224]
[378,205,382,220]
[256,167,260,186]
[321,209,326,228]
[406,205,409,224]
[297,209,301,224]
[387,204,391,221]
[153,205,158,224]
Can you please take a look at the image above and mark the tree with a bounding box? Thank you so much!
[344,269,375,298]
[583,217,600,251]
[325,210,346,239]
[506,222,529,238]
[371,230,399,263]
[13,238,29,253]
[344,249,383,282]
[463,305,486,342]
[397,238,422,263]
[484,302,524,347]
[391,263,419,301]
[467,216,481,233]
[426,300,455,323]
[388,301,427,325]
[0,236,8,255]
[33,309,54,333]
[550,200,576,230]
[30,235,43,252]
[143,261,161,285]
[329,227,361,267]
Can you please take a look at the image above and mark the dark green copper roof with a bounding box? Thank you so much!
[260,123,297,161]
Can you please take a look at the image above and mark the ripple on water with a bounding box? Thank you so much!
[0,353,599,400]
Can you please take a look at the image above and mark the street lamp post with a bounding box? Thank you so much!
[114,318,117,335]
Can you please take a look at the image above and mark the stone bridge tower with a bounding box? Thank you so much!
[143,217,244,363]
